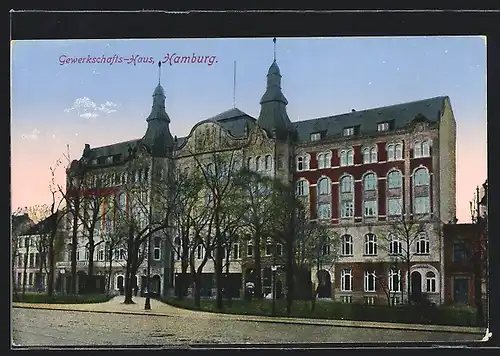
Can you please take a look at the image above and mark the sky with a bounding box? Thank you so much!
[11,36,487,223]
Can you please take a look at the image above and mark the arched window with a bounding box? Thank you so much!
[387,170,403,216]
[318,152,332,169]
[318,177,331,195]
[341,235,353,256]
[265,155,272,171]
[413,168,431,214]
[340,150,347,166]
[255,157,262,171]
[363,173,377,191]
[363,148,371,164]
[395,143,403,160]
[364,233,377,255]
[370,147,377,163]
[295,180,309,197]
[422,141,430,157]
[339,175,354,219]
[416,232,430,254]
[247,157,253,170]
[426,271,437,292]
[389,269,401,292]
[341,149,354,166]
[341,268,352,291]
[414,168,430,186]
[347,149,354,166]
[364,270,376,292]
[340,175,353,193]
[414,141,422,158]
[317,177,331,220]
[388,234,402,255]
[363,173,378,217]
[387,144,395,161]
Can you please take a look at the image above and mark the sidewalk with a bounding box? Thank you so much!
[12,296,485,335]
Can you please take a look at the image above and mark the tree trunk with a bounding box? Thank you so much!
[107,248,113,295]
[253,235,263,300]
[47,234,55,297]
[215,242,224,310]
[407,260,412,305]
[285,243,294,315]
[225,251,232,305]
[70,204,79,295]
[87,236,95,277]
[22,250,29,298]
[193,273,201,308]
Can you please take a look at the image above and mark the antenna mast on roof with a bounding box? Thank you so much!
[232,61,236,108]
[158,61,162,85]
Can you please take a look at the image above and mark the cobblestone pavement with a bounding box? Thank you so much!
[12,308,481,346]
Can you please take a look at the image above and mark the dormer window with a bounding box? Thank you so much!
[343,127,355,137]
[106,156,113,164]
[310,132,321,142]
[377,122,389,132]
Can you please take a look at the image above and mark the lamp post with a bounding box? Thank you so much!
[59,268,66,295]
[271,265,278,316]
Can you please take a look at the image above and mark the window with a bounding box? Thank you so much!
[363,173,377,191]
[29,253,34,267]
[340,201,353,218]
[17,254,22,267]
[247,157,253,170]
[426,271,437,292]
[341,235,353,256]
[395,143,403,160]
[389,269,401,292]
[25,237,30,248]
[28,273,33,286]
[296,155,310,171]
[364,271,376,292]
[317,152,332,169]
[265,244,272,256]
[364,200,377,217]
[119,248,126,260]
[118,193,126,209]
[295,180,309,197]
[341,296,352,303]
[414,196,430,214]
[19,237,23,248]
[453,242,468,264]
[414,168,430,186]
[387,171,402,189]
[318,177,331,195]
[364,234,377,255]
[341,269,352,291]
[85,249,89,261]
[98,249,104,261]
[364,296,375,305]
[197,245,203,260]
[377,122,389,132]
[340,176,353,193]
[255,157,261,171]
[414,141,430,158]
[265,155,272,171]
[317,204,331,220]
[153,237,161,260]
[340,149,354,167]
[416,232,430,254]
[363,147,377,164]
[276,243,283,256]
[388,234,402,255]
[310,132,321,141]
[387,144,395,161]
[17,272,22,285]
[343,127,355,136]
[232,243,241,259]
[322,242,331,256]
[247,242,253,257]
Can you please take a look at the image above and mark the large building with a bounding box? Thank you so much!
[63,44,456,304]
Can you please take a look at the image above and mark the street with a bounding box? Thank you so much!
[12,308,481,346]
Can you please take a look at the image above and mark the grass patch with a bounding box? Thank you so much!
[13,293,113,304]
[162,297,480,327]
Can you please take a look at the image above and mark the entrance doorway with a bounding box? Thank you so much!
[317,270,332,298]
[411,271,422,302]
[453,277,469,304]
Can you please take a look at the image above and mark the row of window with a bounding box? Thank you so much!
[297,140,430,171]
[297,167,431,219]
[339,233,430,257]
[16,253,42,268]
[16,272,46,287]
[64,239,162,263]
[85,168,150,188]
[174,242,284,261]
[340,268,437,293]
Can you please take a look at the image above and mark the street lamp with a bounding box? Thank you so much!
[145,235,152,310]
[59,268,66,295]
[271,265,278,316]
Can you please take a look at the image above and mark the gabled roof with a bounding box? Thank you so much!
[12,213,33,234]
[293,96,448,143]
[20,211,64,236]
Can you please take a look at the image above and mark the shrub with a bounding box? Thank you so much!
[13,293,112,304]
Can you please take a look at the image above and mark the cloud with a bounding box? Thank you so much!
[21,129,40,140]
[64,97,118,118]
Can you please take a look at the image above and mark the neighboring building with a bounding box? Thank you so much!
[442,223,481,305]
[13,212,64,292]
[65,42,457,303]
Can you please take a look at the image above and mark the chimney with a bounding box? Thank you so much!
[351,109,356,112]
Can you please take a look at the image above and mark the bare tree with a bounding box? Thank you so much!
[190,149,243,310]
[374,260,403,306]
[100,217,127,295]
[376,212,431,305]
